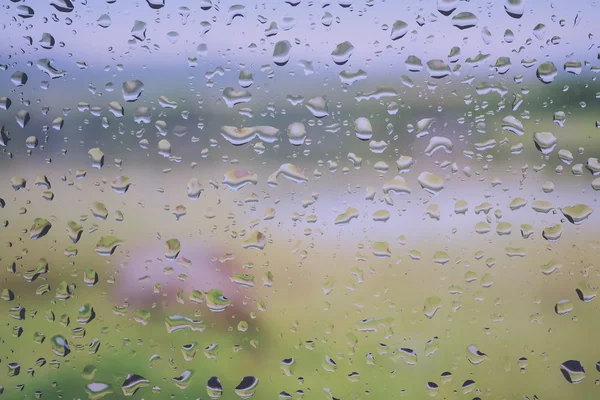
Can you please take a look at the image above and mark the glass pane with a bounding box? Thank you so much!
[1,0,598,398]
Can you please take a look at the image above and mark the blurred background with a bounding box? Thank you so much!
[0,0,599,398]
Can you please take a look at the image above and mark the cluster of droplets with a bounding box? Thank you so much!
[1,0,600,398]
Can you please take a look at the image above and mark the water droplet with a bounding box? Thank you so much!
[331,41,354,65]
[268,163,308,185]
[95,236,123,256]
[418,172,444,194]
[533,131,557,154]
[390,20,408,40]
[88,148,104,168]
[287,122,307,145]
[122,80,144,102]
[423,296,442,318]
[561,204,593,224]
[111,176,131,194]
[15,109,30,128]
[223,87,252,107]
[30,218,51,240]
[306,96,328,118]
[220,126,280,145]
[372,241,391,258]
[560,360,585,384]
[280,358,296,376]
[426,60,451,79]
[542,224,563,241]
[207,377,223,399]
[354,117,373,140]
[452,12,478,30]
[164,239,181,259]
[50,335,70,357]
[437,0,458,15]
[335,207,359,225]
[235,376,259,398]
[425,136,453,155]
[504,0,525,18]
[172,370,194,390]
[537,62,558,84]
[223,170,259,190]
[273,40,292,66]
[165,315,206,333]
[97,14,111,28]
[466,345,487,365]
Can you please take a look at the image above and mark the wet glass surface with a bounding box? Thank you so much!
[1,0,600,398]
